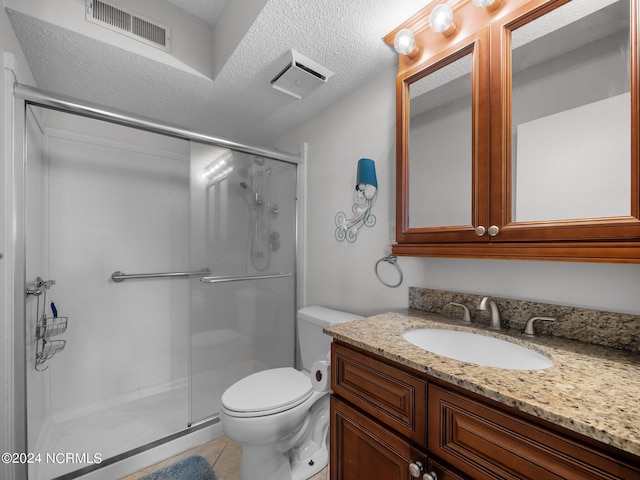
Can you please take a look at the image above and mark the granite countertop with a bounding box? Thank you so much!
[325,311,640,457]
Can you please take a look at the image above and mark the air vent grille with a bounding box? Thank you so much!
[92,0,130,30]
[295,62,326,81]
[86,0,171,51]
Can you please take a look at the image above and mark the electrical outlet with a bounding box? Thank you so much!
[387,222,396,245]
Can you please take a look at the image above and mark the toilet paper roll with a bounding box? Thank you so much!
[311,360,331,392]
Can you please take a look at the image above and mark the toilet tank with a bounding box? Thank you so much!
[297,306,363,372]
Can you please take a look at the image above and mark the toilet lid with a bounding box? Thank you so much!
[221,367,312,414]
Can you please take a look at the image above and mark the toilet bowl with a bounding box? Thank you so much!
[220,306,362,480]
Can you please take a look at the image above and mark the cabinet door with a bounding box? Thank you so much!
[490,0,640,244]
[390,0,640,262]
[396,27,491,244]
[331,396,428,480]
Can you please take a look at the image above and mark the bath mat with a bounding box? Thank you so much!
[140,455,217,480]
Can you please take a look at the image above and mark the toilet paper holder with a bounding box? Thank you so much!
[311,360,331,392]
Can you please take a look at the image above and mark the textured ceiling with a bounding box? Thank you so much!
[7,0,433,147]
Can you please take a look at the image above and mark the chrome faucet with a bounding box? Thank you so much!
[449,302,471,323]
[523,316,555,336]
[478,296,502,330]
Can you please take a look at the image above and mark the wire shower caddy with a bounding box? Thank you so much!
[27,277,67,371]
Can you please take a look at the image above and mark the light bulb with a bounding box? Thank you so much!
[430,4,454,34]
[394,29,418,57]
[394,29,415,54]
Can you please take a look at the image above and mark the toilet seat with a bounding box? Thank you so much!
[222,367,313,417]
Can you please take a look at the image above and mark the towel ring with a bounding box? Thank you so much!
[375,255,403,288]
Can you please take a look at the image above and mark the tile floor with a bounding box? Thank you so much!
[120,436,329,480]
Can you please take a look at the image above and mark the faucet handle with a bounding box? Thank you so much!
[523,316,555,336]
[449,302,471,323]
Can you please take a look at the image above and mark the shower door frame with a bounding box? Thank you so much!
[7,82,304,480]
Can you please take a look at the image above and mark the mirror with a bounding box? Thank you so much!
[511,0,630,222]
[408,53,473,228]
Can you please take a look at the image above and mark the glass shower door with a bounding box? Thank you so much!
[189,144,297,424]
[21,95,299,479]
[25,107,193,479]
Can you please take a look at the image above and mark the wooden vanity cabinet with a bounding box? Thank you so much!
[386,0,640,263]
[330,341,640,480]
[331,342,462,480]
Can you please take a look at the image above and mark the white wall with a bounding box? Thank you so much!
[275,66,640,318]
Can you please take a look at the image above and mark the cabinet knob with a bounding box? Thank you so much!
[423,471,438,480]
[488,225,500,236]
[409,461,423,477]
[474,225,486,236]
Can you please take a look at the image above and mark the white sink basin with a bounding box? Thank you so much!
[402,328,553,370]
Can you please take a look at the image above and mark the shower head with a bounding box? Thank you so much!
[254,157,265,166]
[239,181,249,190]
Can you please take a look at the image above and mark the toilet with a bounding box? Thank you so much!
[220,306,362,480]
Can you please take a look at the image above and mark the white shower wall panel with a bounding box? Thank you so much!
[44,128,190,413]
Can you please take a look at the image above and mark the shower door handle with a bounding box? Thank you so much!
[200,273,293,284]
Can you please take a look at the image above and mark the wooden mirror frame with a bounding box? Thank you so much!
[385,0,640,263]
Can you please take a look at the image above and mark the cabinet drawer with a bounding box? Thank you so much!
[331,342,427,444]
[331,396,427,480]
[428,384,640,480]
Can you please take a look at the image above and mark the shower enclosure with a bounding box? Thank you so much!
[15,89,299,479]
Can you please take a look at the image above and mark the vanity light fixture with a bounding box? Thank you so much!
[394,28,420,58]
[429,4,456,36]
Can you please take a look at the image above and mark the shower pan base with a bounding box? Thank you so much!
[27,366,248,480]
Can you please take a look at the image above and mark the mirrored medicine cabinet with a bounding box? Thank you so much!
[385,0,640,262]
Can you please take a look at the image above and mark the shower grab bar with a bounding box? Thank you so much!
[111,268,211,283]
[200,272,293,284]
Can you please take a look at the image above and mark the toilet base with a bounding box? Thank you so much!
[235,395,330,480]
[238,441,328,480]
[289,395,329,480]
[239,444,292,480]
[290,444,328,480]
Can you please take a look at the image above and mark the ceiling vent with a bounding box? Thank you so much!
[85,0,171,52]
[270,50,334,99]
